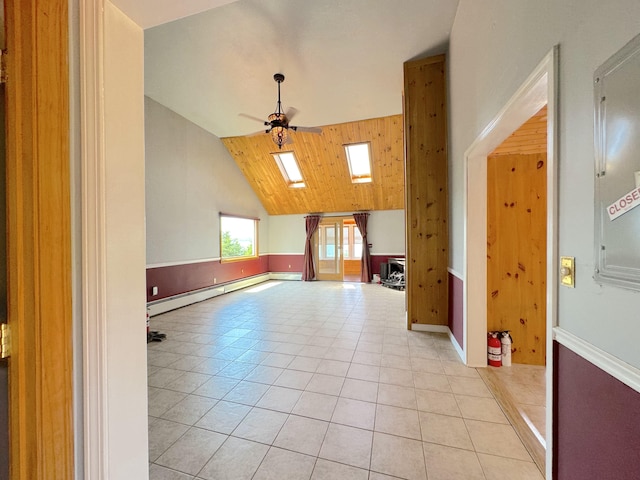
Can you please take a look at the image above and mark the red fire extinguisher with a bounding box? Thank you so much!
[487,332,502,367]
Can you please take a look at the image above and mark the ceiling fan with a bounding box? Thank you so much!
[240,73,322,149]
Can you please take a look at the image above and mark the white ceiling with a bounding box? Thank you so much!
[110,0,241,29]
[113,0,460,138]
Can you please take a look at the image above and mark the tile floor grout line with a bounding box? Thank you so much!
[148,282,543,480]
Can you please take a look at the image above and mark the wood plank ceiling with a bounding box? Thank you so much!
[221,115,404,215]
[491,105,547,156]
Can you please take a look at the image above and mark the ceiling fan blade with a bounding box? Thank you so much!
[239,113,269,125]
[247,129,270,137]
[290,125,322,134]
[284,107,299,123]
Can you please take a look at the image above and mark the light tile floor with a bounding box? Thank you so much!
[148,281,544,480]
[489,363,547,442]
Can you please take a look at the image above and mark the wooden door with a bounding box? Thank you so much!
[5,0,74,478]
[487,153,547,365]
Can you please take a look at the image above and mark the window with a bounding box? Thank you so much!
[273,151,305,188]
[220,214,258,260]
[344,142,373,183]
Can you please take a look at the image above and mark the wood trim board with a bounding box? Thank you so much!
[5,0,74,477]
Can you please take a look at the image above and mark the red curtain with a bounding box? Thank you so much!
[353,212,372,283]
[302,215,321,281]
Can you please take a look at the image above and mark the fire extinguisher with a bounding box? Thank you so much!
[146,308,150,336]
[501,331,512,367]
[487,332,502,367]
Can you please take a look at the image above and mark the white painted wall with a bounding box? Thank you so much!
[145,97,269,265]
[268,210,405,255]
[368,209,405,255]
[449,0,640,367]
[268,214,307,254]
[104,3,149,478]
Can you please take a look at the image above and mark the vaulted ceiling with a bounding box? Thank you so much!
[223,115,404,214]
[111,0,461,214]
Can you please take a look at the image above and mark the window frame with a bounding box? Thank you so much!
[344,142,373,184]
[219,213,259,262]
[273,151,306,189]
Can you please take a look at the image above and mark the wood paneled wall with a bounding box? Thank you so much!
[487,153,547,365]
[404,55,449,327]
[222,115,404,215]
[344,260,361,276]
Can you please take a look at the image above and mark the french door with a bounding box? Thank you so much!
[314,217,363,282]
[315,217,344,281]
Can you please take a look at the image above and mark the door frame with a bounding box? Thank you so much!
[5,0,74,478]
[463,47,558,479]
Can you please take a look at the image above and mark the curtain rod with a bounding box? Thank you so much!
[305,212,369,218]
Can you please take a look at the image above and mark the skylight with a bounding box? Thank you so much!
[344,142,372,183]
[273,152,305,188]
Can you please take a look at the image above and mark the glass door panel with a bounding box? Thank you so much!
[342,219,362,282]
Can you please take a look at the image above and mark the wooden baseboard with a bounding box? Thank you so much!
[477,367,545,474]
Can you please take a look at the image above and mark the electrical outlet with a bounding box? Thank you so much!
[213,278,217,284]
[151,286,158,296]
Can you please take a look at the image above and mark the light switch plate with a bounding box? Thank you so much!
[560,256,575,288]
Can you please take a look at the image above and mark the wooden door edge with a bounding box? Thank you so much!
[5,0,74,478]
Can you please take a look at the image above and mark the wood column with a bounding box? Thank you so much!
[403,55,449,328]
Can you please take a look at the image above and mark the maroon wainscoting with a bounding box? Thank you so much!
[553,341,640,479]
[268,254,304,273]
[148,254,404,302]
[448,272,463,348]
[147,255,269,302]
[371,255,405,276]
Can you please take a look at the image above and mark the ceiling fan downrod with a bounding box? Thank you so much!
[273,73,285,120]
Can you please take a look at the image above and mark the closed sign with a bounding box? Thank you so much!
[607,186,640,221]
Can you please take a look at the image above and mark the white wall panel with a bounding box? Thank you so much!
[104,3,148,477]
[267,210,405,255]
[449,0,640,367]
[145,97,269,264]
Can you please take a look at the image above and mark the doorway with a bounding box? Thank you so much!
[314,216,363,282]
[486,105,548,367]
[483,106,548,470]
[464,48,558,478]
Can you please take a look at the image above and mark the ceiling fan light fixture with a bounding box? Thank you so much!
[240,73,320,148]
[271,125,288,149]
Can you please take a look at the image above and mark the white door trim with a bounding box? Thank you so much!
[462,46,558,479]
[80,0,110,478]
